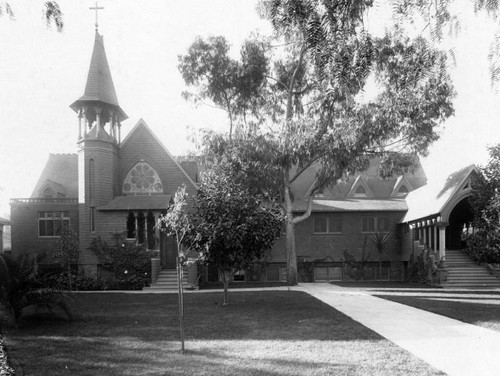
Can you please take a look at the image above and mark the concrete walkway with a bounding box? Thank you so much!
[299,283,500,376]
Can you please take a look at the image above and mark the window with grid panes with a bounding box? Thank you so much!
[314,216,342,234]
[38,211,70,237]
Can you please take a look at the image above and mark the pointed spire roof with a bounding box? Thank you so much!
[70,31,127,121]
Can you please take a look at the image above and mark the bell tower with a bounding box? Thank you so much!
[70,20,127,272]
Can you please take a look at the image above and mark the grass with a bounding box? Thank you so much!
[5,291,444,376]
[372,289,500,333]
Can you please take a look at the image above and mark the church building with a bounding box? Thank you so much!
[9,27,500,288]
[10,29,198,276]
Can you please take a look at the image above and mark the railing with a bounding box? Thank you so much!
[10,198,78,204]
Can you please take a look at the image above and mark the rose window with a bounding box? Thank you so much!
[122,162,163,194]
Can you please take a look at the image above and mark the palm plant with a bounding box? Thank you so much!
[370,232,392,281]
[0,253,73,330]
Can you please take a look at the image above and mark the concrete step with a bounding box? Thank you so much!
[447,276,498,280]
[145,268,193,291]
[448,268,490,275]
[443,249,500,288]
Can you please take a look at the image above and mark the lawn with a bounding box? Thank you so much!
[372,289,500,332]
[4,291,444,376]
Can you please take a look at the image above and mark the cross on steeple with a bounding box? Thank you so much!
[89,1,104,31]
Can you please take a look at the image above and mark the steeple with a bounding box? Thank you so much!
[70,30,127,143]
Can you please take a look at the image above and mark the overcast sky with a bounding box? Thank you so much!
[0,0,499,218]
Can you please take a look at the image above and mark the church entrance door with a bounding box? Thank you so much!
[160,232,177,269]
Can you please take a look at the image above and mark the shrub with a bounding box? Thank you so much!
[0,334,15,376]
[297,257,314,282]
[465,231,500,264]
[41,270,109,291]
[0,254,73,328]
[106,245,155,290]
[89,239,155,290]
[408,253,435,284]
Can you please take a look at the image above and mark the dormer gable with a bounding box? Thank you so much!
[304,178,335,198]
[347,175,374,198]
[390,175,414,198]
[36,180,67,198]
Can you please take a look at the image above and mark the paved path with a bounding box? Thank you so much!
[298,283,500,376]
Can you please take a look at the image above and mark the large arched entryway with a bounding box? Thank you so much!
[446,197,474,250]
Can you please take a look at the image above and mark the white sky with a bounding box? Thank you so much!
[0,0,499,218]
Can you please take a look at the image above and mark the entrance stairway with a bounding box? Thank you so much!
[443,249,500,288]
[144,269,192,291]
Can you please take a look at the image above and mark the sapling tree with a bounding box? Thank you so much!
[157,185,195,354]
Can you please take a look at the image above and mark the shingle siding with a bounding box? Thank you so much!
[119,123,197,197]
[78,139,119,267]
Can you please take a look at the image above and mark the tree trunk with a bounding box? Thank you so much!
[284,185,298,285]
[220,268,230,305]
[176,257,185,354]
[282,44,307,286]
[286,218,298,285]
[67,264,72,291]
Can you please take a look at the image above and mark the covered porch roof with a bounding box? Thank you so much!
[293,198,407,212]
[402,164,476,224]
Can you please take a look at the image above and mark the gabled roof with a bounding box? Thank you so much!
[402,164,477,223]
[31,154,78,198]
[121,119,198,190]
[390,175,414,197]
[38,180,67,197]
[291,157,427,202]
[70,31,127,121]
[346,175,375,198]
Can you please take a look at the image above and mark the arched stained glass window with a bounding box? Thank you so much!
[122,161,163,194]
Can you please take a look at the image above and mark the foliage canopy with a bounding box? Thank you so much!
[467,144,500,263]
[182,1,455,284]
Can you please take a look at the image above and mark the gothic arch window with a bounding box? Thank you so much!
[122,161,163,195]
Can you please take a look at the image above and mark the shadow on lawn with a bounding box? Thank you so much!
[13,291,381,342]
[10,334,354,376]
[6,291,446,376]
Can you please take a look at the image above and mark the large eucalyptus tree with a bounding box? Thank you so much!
[181,0,455,285]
